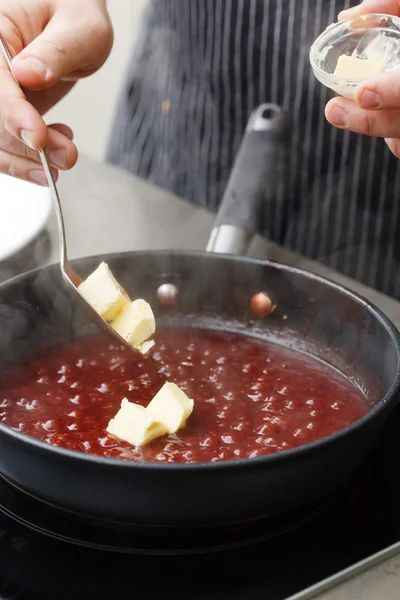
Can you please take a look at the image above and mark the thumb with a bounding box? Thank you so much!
[11,12,112,90]
[339,1,400,21]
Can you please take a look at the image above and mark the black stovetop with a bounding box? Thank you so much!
[1,406,400,600]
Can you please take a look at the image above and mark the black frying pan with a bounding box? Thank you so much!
[0,106,399,528]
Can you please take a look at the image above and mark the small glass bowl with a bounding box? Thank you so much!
[310,13,400,98]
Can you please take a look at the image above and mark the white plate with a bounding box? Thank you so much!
[0,174,52,262]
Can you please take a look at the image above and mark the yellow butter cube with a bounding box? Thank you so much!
[107,398,167,446]
[78,262,130,322]
[147,382,194,434]
[111,299,155,348]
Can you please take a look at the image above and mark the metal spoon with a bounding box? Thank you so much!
[0,36,138,354]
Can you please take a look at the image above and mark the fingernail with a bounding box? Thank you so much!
[338,4,363,20]
[28,170,48,186]
[328,106,348,127]
[14,57,48,78]
[21,130,37,150]
[338,9,355,20]
[359,89,381,109]
[49,148,66,168]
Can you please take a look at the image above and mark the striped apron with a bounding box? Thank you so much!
[107,0,400,298]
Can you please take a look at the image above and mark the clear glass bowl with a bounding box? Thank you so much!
[310,13,400,98]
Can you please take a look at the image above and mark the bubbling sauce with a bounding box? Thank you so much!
[0,330,368,463]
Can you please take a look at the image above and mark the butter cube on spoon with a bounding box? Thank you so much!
[78,262,130,322]
[110,299,155,352]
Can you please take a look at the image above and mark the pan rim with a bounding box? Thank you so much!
[0,249,399,473]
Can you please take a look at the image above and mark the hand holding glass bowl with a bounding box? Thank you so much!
[310,8,400,159]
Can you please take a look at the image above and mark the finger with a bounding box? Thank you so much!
[325,97,400,137]
[25,81,77,115]
[385,137,400,158]
[0,64,48,151]
[11,11,113,90]
[354,71,400,110]
[0,148,58,186]
[48,124,74,141]
[0,125,77,169]
[339,1,400,20]
[44,127,78,170]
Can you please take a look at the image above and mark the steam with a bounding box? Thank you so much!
[0,229,51,286]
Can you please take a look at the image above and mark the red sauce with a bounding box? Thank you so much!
[0,330,368,463]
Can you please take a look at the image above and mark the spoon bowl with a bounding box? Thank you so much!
[0,36,139,355]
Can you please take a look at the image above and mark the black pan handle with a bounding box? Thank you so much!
[207,103,288,255]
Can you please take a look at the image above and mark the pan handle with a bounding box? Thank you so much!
[206,103,288,255]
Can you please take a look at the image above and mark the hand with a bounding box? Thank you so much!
[0,0,113,184]
[325,0,400,159]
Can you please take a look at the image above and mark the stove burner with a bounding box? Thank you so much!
[0,476,344,555]
[0,433,398,600]
[0,417,397,600]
